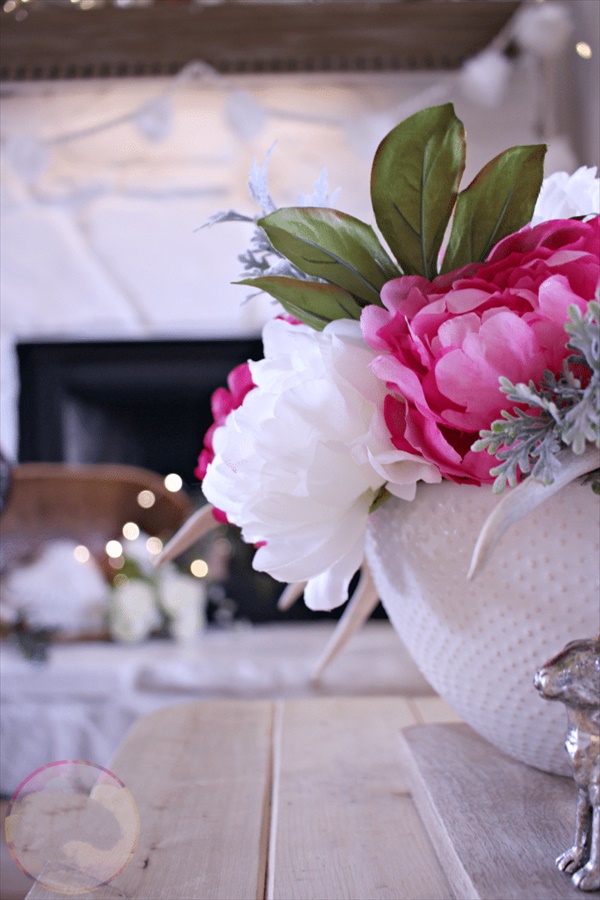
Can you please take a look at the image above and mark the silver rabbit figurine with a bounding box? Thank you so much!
[534,637,600,892]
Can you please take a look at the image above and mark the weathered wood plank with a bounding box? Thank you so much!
[23,700,572,900]
[400,722,581,900]
[268,696,454,900]
[26,700,273,900]
[1,2,521,81]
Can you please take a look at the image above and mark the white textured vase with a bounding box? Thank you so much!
[365,479,600,775]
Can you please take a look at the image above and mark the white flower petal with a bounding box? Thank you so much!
[303,528,366,611]
[203,317,440,599]
[532,166,599,225]
[253,493,371,585]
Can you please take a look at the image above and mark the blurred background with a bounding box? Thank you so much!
[1,0,598,622]
[0,2,598,893]
[2,0,598,626]
[2,0,598,458]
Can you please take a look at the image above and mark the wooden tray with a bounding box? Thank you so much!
[400,722,582,900]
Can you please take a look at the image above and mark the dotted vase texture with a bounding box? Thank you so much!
[365,479,600,775]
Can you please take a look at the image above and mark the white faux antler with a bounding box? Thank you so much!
[156,503,219,567]
[277,580,307,611]
[311,563,380,680]
[157,504,382,679]
[468,446,600,580]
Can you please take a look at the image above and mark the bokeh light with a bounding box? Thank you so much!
[575,41,593,60]
[146,536,163,556]
[122,522,140,541]
[105,540,123,558]
[136,490,155,509]
[190,559,209,578]
[73,545,90,564]
[164,473,183,492]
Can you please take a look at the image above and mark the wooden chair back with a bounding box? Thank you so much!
[0,463,194,576]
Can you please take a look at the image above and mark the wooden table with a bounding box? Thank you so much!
[22,696,579,900]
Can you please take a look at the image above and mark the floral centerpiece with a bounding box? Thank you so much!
[162,104,599,774]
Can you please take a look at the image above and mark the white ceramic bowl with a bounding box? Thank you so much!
[366,479,600,775]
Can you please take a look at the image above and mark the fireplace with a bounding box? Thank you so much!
[17,338,380,622]
[17,337,264,486]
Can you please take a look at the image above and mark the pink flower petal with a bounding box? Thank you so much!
[362,215,599,485]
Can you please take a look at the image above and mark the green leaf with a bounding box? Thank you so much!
[442,143,547,273]
[257,207,399,306]
[370,103,465,279]
[237,276,363,331]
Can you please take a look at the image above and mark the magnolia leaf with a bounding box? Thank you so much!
[238,275,363,330]
[258,207,399,306]
[370,103,465,279]
[442,143,546,272]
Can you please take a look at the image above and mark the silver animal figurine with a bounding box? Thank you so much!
[534,637,600,892]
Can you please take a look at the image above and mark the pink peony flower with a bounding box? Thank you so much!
[361,216,600,485]
[196,362,255,522]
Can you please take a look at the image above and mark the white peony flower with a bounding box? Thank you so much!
[158,567,206,642]
[109,580,161,643]
[532,166,600,225]
[1,540,109,634]
[202,317,440,611]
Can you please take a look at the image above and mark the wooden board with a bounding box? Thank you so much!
[268,696,454,900]
[20,698,579,900]
[400,723,582,900]
[25,700,273,900]
[1,1,522,81]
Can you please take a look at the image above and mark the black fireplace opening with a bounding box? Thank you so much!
[17,338,386,623]
[17,337,266,485]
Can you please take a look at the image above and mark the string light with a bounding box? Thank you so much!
[146,536,163,555]
[575,42,593,60]
[122,522,140,540]
[1,4,581,189]
[113,573,128,588]
[137,490,155,509]
[164,473,183,493]
[73,545,90,564]
[190,559,209,578]
[106,539,123,558]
